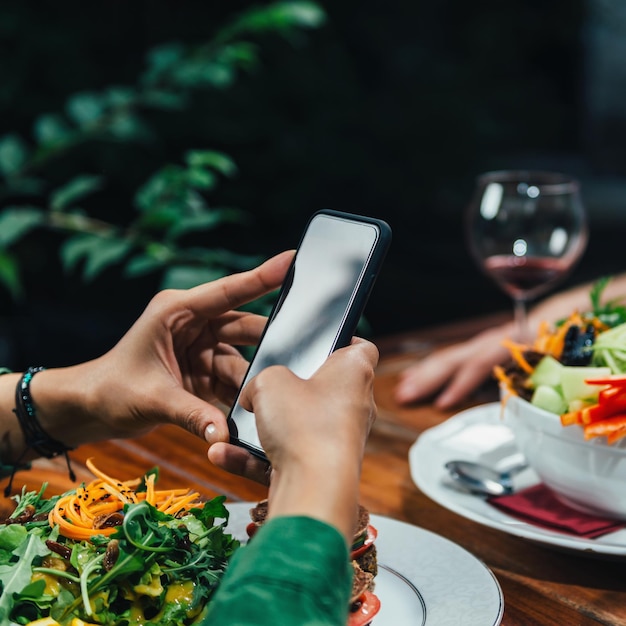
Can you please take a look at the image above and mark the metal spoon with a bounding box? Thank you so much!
[444,459,529,497]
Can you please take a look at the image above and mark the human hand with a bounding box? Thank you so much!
[32,251,294,450]
[394,274,626,409]
[208,338,379,540]
[394,325,513,409]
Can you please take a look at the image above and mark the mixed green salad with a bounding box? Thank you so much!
[0,462,239,625]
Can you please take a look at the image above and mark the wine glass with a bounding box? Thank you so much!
[466,170,588,343]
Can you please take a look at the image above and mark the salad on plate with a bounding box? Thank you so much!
[0,460,239,625]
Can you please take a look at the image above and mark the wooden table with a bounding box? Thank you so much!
[3,313,626,625]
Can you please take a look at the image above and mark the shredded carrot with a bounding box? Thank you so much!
[145,472,156,506]
[500,338,534,374]
[553,313,583,357]
[532,320,551,354]
[493,365,508,384]
[533,311,610,360]
[161,492,202,517]
[48,458,203,541]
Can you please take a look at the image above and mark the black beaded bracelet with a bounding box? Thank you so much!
[5,366,75,496]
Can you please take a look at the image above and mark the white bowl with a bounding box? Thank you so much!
[502,393,626,519]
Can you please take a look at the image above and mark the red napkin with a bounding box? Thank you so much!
[487,483,626,538]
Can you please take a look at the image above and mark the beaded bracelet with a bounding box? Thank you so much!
[4,366,75,496]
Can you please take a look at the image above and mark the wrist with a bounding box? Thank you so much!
[28,362,107,448]
[268,454,362,544]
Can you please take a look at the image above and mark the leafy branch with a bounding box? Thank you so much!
[0,2,326,301]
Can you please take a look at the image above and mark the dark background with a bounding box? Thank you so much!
[1,0,626,368]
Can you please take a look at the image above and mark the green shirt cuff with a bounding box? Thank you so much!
[205,516,353,625]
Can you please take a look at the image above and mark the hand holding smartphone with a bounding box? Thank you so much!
[227,209,391,460]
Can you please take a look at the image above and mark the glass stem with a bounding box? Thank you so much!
[514,297,529,344]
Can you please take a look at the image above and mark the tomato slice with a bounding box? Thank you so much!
[351,525,377,561]
[348,591,381,626]
[246,522,259,538]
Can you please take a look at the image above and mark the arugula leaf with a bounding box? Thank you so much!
[121,500,178,553]
[7,485,64,533]
[191,494,229,527]
[9,579,55,624]
[8,484,47,520]
[0,524,27,552]
[589,276,611,312]
[588,276,626,328]
[0,530,51,623]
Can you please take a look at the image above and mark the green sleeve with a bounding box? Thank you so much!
[204,516,353,626]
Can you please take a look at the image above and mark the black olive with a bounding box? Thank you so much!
[561,324,595,366]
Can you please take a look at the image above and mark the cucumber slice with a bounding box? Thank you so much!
[560,366,612,403]
[531,384,567,415]
[530,355,563,388]
[567,398,596,413]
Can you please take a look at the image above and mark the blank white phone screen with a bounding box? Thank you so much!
[229,213,380,452]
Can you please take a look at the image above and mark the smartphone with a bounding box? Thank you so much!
[227,209,392,460]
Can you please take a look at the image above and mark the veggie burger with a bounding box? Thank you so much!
[247,500,381,626]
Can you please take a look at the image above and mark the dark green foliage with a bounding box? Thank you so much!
[0,2,326,302]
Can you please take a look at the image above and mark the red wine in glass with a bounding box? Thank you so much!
[466,171,588,343]
[483,255,573,301]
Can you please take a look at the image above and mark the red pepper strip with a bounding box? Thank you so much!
[599,387,624,402]
[598,389,626,413]
[585,376,626,387]
[607,427,626,445]
[581,403,618,424]
[583,414,626,440]
[562,398,625,426]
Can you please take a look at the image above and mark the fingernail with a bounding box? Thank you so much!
[205,423,217,443]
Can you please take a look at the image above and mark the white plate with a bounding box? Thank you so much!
[226,502,504,625]
[409,402,626,558]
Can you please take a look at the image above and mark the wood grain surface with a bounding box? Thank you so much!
[3,313,625,625]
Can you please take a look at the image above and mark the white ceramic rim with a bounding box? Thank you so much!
[409,402,626,559]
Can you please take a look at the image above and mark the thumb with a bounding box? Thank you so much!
[158,388,230,445]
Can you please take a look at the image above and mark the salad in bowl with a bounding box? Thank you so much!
[497,278,626,518]
[497,277,626,443]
